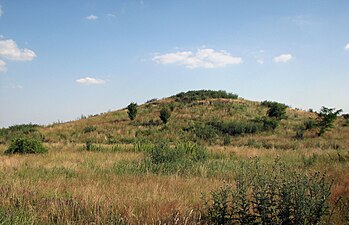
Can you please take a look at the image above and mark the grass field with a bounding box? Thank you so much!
[1,91,348,224]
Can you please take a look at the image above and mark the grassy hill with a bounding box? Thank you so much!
[3,89,346,149]
[0,90,349,224]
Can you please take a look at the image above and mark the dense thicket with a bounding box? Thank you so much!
[173,90,238,103]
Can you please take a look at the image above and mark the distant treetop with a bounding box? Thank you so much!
[172,90,238,103]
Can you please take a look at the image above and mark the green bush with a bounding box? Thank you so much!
[5,138,47,154]
[127,102,138,121]
[83,126,96,133]
[159,107,171,124]
[191,124,218,142]
[202,158,332,224]
[304,119,317,130]
[207,118,277,137]
[262,101,287,120]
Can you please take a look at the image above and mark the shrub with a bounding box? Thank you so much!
[192,124,217,141]
[304,119,317,130]
[317,106,342,136]
[261,101,287,120]
[260,117,279,131]
[202,158,332,224]
[343,114,349,126]
[127,102,138,121]
[159,107,171,124]
[208,118,276,137]
[5,138,47,154]
[148,142,208,165]
[83,126,96,133]
[173,90,238,103]
[85,140,93,151]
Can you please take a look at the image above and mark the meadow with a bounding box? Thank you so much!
[0,90,348,224]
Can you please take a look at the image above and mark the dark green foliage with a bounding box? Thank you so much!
[0,123,42,144]
[159,107,171,124]
[191,124,217,141]
[261,101,288,120]
[208,120,260,136]
[304,119,317,130]
[85,140,93,151]
[173,90,238,103]
[5,138,47,154]
[317,107,342,136]
[127,102,138,121]
[83,126,96,133]
[295,119,318,139]
[202,159,332,225]
[260,117,279,131]
[7,124,39,133]
[208,118,278,137]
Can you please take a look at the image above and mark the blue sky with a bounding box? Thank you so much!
[0,0,348,127]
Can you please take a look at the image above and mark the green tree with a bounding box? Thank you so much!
[159,107,171,124]
[267,103,287,120]
[127,102,138,121]
[317,106,342,136]
[261,101,288,120]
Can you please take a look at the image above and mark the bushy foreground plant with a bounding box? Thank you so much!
[202,158,332,225]
[5,138,47,154]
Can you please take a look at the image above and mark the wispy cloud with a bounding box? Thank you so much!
[345,43,349,50]
[0,38,36,61]
[106,13,116,18]
[153,48,242,69]
[274,54,293,63]
[85,14,98,21]
[257,59,264,65]
[0,60,6,72]
[76,77,106,85]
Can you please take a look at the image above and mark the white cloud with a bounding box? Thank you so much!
[345,43,349,50]
[76,77,105,85]
[274,54,293,63]
[85,14,98,20]
[0,38,36,61]
[257,59,264,65]
[153,48,242,69]
[0,60,6,72]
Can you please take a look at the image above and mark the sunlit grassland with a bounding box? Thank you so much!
[0,142,348,224]
[1,92,349,224]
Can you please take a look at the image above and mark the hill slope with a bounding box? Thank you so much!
[28,90,349,150]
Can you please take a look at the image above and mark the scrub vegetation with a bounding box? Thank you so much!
[0,90,348,224]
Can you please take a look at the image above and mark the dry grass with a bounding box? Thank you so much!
[1,142,349,224]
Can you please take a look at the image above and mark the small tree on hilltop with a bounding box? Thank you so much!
[317,106,342,136]
[127,102,138,121]
[160,107,171,124]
